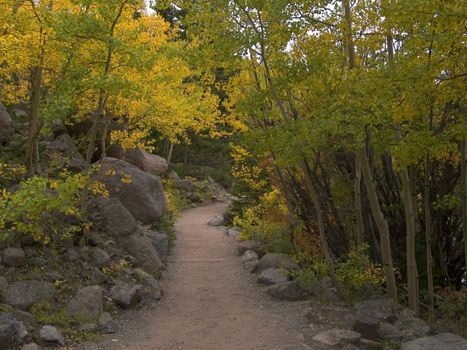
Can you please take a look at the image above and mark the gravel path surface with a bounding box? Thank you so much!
[78,202,310,350]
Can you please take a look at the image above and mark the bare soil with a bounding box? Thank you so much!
[79,202,309,350]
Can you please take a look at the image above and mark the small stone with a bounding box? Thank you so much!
[208,216,224,226]
[253,253,299,273]
[243,260,258,272]
[90,248,111,268]
[266,281,307,301]
[257,268,288,285]
[80,323,98,332]
[312,329,361,347]
[2,247,25,267]
[110,282,142,309]
[0,276,8,297]
[39,325,65,346]
[30,257,47,267]
[133,268,162,301]
[21,343,41,350]
[64,248,80,262]
[98,312,118,334]
[227,228,241,239]
[237,240,264,256]
[13,310,37,332]
[241,250,258,263]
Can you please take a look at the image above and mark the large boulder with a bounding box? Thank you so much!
[5,280,58,310]
[92,158,166,224]
[401,333,467,350]
[253,253,299,273]
[144,229,169,259]
[257,268,288,286]
[66,286,103,322]
[133,268,162,301]
[266,281,307,301]
[107,146,168,175]
[0,102,14,143]
[208,216,224,227]
[88,197,137,237]
[312,329,361,348]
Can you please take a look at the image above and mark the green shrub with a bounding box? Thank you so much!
[0,172,89,243]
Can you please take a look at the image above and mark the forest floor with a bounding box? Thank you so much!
[78,202,310,350]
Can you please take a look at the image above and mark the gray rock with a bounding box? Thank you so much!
[401,333,467,350]
[64,248,80,262]
[107,146,168,175]
[5,280,58,310]
[110,282,142,309]
[119,229,163,278]
[47,133,85,172]
[39,325,65,346]
[89,197,137,237]
[51,120,67,136]
[395,310,430,340]
[208,216,224,226]
[2,247,25,267]
[253,253,299,273]
[21,344,41,350]
[353,298,397,340]
[378,321,403,341]
[303,281,324,296]
[266,281,307,301]
[0,102,14,143]
[90,248,111,268]
[227,228,241,239]
[305,303,356,330]
[174,179,194,192]
[133,268,162,301]
[0,314,17,348]
[321,288,340,304]
[98,312,118,334]
[257,268,288,285]
[241,250,258,263]
[243,260,258,272]
[0,276,8,299]
[237,240,264,256]
[67,286,103,322]
[89,268,108,285]
[312,329,361,347]
[12,310,37,332]
[30,257,47,267]
[92,158,167,224]
[145,230,169,258]
[80,323,98,332]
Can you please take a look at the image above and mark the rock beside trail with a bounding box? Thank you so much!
[312,329,361,348]
[241,250,258,263]
[133,268,162,301]
[144,229,169,259]
[257,268,288,286]
[254,253,299,273]
[2,247,25,267]
[98,312,118,334]
[89,197,137,237]
[208,216,224,226]
[39,325,65,346]
[237,240,264,257]
[111,282,142,309]
[93,158,166,224]
[401,333,467,350]
[174,179,194,192]
[67,285,103,322]
[266,281,307,301]
[227,228,241,240]
[5,280,58,310]
[119,229,163,278]
[353,298,398,340]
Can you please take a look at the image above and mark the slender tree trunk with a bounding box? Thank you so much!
[100,116,108,159]
[462,140,467,277]
[355,155,364,247]
[358,147,398,301]
[26,67,43,176]
[424,157,435,325]
[166,142,174,165]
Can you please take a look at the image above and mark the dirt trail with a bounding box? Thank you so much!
[80,202,309,350]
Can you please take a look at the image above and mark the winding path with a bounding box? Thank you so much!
[81,202,309,350]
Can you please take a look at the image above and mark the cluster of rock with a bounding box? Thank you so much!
[172,173,232,205]
[217,223,467,350]
[0,156,170,348]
